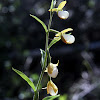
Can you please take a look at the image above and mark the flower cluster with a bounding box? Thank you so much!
[45,61,59,96]
[45,0,75,96]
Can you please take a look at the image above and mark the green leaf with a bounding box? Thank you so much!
[30,14,48,33]
[42,95,60,100]
[12,67,36,92]
[40,49,46,68]
[58,94,67,100]
[48,37,61,49]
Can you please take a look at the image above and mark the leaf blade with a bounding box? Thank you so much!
[42,95,60,100]
[30,14,48,33]
[48,37,61,49]
[12,67,36,92]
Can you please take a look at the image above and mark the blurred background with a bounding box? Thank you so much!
[0,0,100,100]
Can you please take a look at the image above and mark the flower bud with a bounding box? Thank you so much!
[61,34,75,44]
[58,11,69,19]
[47,80,58,96]
[46,61,59,78]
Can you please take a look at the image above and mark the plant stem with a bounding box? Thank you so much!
[33,0,56,99]
[33,10,54,100]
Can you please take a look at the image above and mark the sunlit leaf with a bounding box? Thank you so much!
[48,37,61,49]
[42,94,60,100]
[30,14,48,33]
[12,67,36,92]
[40,49,46,68]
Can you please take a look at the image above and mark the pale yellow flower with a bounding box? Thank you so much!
[47,80,58,96]
[49,1,69,19]
[45,61,59,78]
[54,28,75,44]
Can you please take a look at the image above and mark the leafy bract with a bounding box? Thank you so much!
[40,49,46,69]
[30,14,48,33]
[48,37,61,49]
[12,67,36,92]
[42,95,60,100]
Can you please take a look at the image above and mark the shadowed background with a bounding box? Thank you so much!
[0,0,100,100]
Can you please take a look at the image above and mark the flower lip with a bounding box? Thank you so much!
[58,11,69,19]
[61,34,75,44]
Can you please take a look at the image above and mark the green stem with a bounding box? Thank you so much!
[33,10,54,100]
[47,12,54,63]
[33,0,56,99]
[36,53,47,90]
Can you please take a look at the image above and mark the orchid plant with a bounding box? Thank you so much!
[12,0,75,100]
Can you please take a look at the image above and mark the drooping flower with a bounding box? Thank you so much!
[45,61,59,78]
[54,28,75,44]
[49,1,69,19]
[47,80,58,96]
